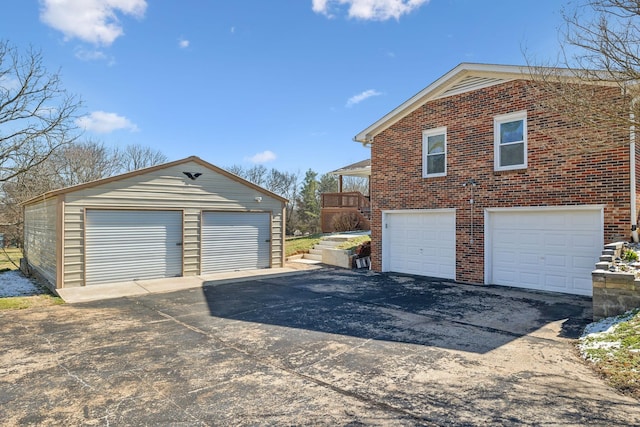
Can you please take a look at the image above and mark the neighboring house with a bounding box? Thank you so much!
[321,159,371,233]
[354,63,637,296]
[22,156,287,291]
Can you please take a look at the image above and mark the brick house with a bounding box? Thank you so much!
[354,63,638,296]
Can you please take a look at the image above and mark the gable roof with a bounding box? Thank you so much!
[22,155,288,206]
[353,62,615,145]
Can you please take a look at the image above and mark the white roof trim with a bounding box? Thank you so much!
[353,63,551,145]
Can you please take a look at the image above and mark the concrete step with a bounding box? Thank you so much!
[315,241,343,249]
[303,253,323,261]
[309,248,323,255]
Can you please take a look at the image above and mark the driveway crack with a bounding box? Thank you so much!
[153,309,439,426]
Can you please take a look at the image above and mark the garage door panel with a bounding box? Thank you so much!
[86,210,183,286]
[201,212,270,274]
[489,208,602,296]
[385,211,455,280]
[572,233,600,248]
[546,255,568,268]
[521,271,541,285]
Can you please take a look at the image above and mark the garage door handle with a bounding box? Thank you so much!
[176,242,183,246]
[265,239,271,242]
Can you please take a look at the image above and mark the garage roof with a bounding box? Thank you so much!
[21,155,288,206]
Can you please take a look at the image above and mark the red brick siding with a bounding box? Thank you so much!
[371,80,633,284]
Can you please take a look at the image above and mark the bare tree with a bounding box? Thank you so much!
[527,0,639,151]
[0,40,81,183]
[1,161,61,246]
[52,140,122,186]
[121,144,168,171]
[265,169,300,235]
[226,164,245,177]
[342,176,369,195]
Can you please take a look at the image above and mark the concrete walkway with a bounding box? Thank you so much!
[56,265,322,303]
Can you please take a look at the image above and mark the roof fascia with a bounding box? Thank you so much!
[352,63,621,145]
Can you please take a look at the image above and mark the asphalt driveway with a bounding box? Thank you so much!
[2,268,639,426]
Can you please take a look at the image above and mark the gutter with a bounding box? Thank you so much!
[631,101,639,243]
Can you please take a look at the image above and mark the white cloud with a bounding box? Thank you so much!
[76,111,139,133]
[246,150,277,164]
[346,89,382,107]
[178,38,190,48]
[312,0,428,20]
[40,0,147,46]
[74,47,110,62]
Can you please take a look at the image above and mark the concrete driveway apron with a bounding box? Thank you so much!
[2,268,639,426]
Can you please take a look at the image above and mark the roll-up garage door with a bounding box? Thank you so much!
[85,210,183,286]
[383,210,456,279]
[487,207,603,296]
[201,212,271,274]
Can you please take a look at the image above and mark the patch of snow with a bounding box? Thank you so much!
[578,309,640,361]
[0,271,45,297]
[581,309,638,336]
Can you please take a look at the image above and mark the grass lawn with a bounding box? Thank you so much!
[0,247,22,270]
[579,309,640,399]
[336,235,371,251]
[0,294,64,310]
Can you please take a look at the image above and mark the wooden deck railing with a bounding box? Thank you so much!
[321,192,370,212]
[320,192,371,233]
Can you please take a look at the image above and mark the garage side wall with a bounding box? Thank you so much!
[24,197,59,287]
[61,161,284,288]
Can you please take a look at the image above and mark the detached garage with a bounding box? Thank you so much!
[22,156,287,291]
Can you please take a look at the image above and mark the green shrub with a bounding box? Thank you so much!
[622,249,639,262]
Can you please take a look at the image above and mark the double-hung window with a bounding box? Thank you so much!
[494,111,527,171]
[423,127,446,178]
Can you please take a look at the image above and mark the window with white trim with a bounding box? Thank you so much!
[494,111,527,171]
[423,127,446,177]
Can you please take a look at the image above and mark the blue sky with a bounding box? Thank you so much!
[1,0,571,176]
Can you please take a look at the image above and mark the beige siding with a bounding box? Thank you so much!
[62,207,85,287]
[24,197,58,286]
[62,161,285,286]
[183,209,200,276]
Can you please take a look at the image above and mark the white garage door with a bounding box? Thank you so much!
[201,212,271,274]
[383,210,456,279]
[487,208,603,296]
[85,210,183,286]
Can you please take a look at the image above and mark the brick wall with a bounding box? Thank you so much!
[371,80,633,284]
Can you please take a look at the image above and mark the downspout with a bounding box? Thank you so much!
[630,99,639,242]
